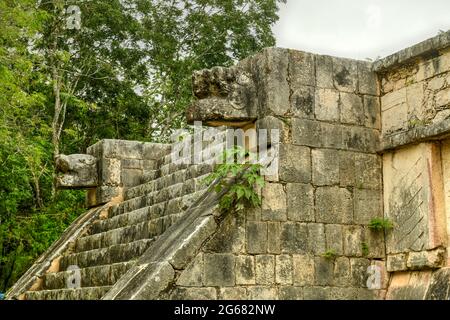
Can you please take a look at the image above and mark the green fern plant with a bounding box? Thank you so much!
[203,146,265,212]
[368,218,394,231]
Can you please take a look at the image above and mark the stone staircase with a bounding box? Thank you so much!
[24,135,221,300]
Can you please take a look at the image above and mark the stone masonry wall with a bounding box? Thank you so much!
[377,32,450,299]
[167,48,387,300]
[379,47,450,136]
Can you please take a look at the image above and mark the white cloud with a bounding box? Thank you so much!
[273,0,450,60]
[366,4,382,30]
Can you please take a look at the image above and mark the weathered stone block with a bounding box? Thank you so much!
[290,86,315,119]
[325,224,343,255]
[121,168,141,187]
[275,255,293,285]
[357,61,378,96]
[350,258,370,287]
[381,87,407,134]
[247,286,277,300]
[406,82,425,119]
[279,286,303,300]
[425,267,450,300]
[246,207,261,222]
[176,254,203,286]
[339,151,356,187]
[292,119,343,149]
[121,159,143,169]
[321,122,344,149]
[303,286,329,300]
[291,118,322,148]
[315,54,334,89]
[262,48,290,116]
[315,88,339,121]
[340,92,364,125]
[406,248,446,270]
[355,153,381,189]
[203,254,235,287]
[255,255,275,285]
[364,95,381,129]
[312,149,339,186]
[267,222,281,254]
[383,143,447,254]
[219,287,247,300]
[262,183,287,221]
[386,254,407,272]
[170,287,217,300]
[289,50,315,87]
[353,189,382,224]
[315,186,353,224]
[256,115,288,147]
[314,257,335,286]
[205,212,245,253]
[435,87,450,108]
[363,228,386,259]
[342,126,379,153]
[334,257,351,286]
[293,254,314,286]
[307,223,326,254]
[279,144,311,183]
[333,57,358,93]
[286,183,314,222]
[343,226,364,257]
[100,158,121,186]
[246,222,267,254]
[385,271,431,300]
[236,255,255,285]
[142,143,171,160]
[281,222,308,253]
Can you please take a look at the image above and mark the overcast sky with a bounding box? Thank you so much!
[273,0,450,60]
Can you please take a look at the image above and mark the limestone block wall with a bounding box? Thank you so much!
[377,32,450,299]
[168,48,387,300]
[86,139,170,207]
[379,47,450,137]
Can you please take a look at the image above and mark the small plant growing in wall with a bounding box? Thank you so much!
[203,146,265,212]
[322,249,337,260]
[361,242,369,256]
[368,218,394,232]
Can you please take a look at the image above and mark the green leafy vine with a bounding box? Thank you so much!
[203,146,265,212]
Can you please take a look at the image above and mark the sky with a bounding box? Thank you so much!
[272,0,450,60]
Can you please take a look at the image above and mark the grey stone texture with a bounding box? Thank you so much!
[55,154,98,189]
[286,183,314,222]
[203,254,235,287]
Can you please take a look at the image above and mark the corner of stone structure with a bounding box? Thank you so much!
[84,139,171,207]
[375,29,450,300]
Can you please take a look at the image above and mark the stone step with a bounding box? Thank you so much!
[25,286,111,300]
[60,239,153,270]
[121,174,209,214]
[141,170,160,184]
[44,261,135,290]
[78,211,185,252]
[90,191,204,236]
[76,221,151,251]
[124,165,212,201]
